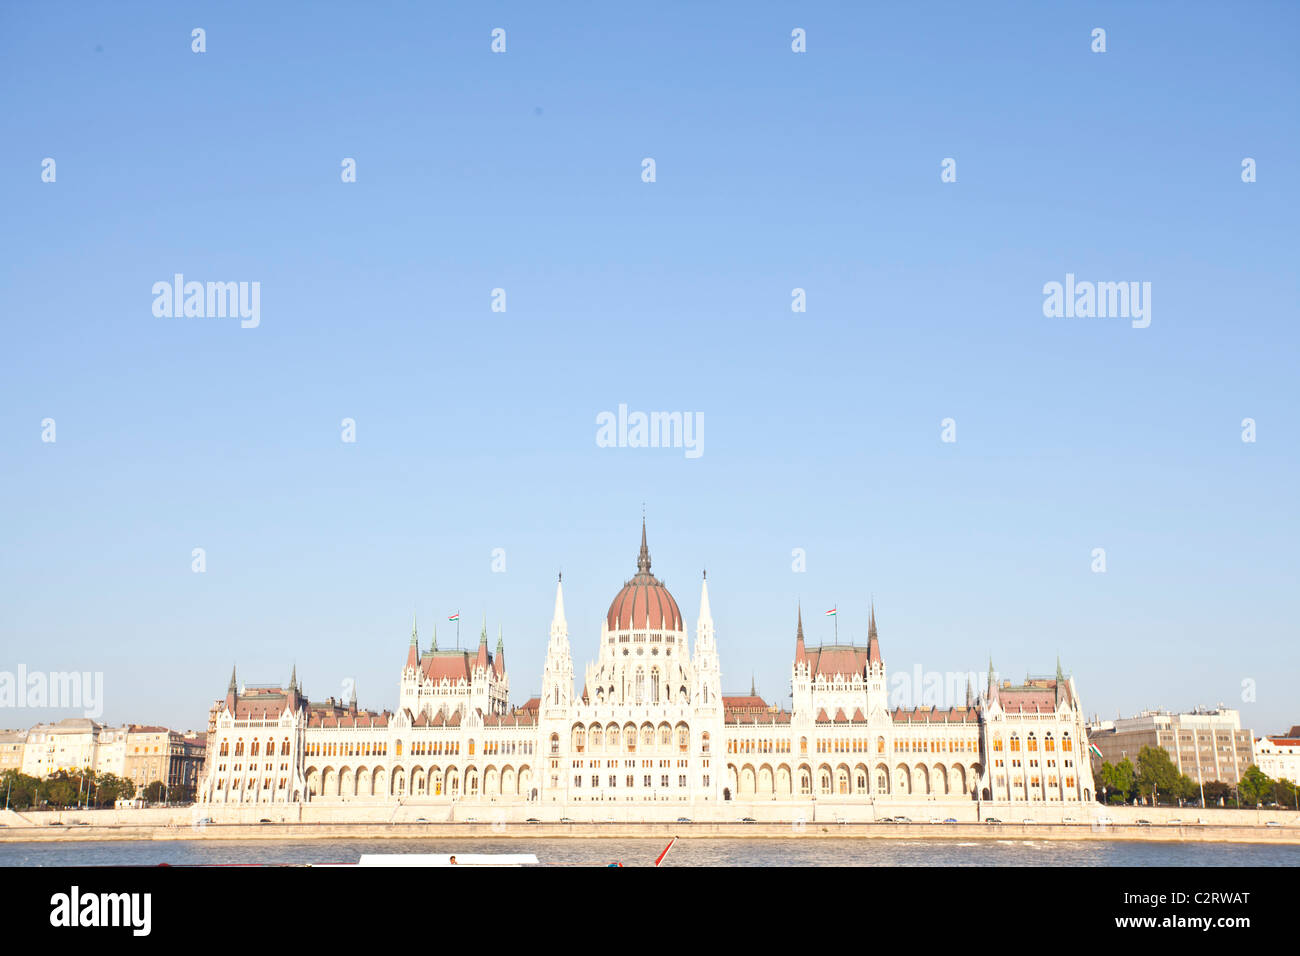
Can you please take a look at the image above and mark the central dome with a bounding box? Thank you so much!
[606,521,683,632]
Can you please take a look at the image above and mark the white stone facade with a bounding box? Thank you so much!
[198,526,1096,815]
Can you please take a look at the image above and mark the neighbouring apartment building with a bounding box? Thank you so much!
[0,730,26,772]
[1254,726,1300,782]
[1087,707,1255,784]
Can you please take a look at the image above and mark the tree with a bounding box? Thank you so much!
[143,781,167,804]
[1271,777,1298,810]
[1136,746,1180,804]
[1173,774,1198,805]
[1237,765,1272,806]
[1110,758,1137,803]
[0,770,42,810]
[1202,780,1231,806]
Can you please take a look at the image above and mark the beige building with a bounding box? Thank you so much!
[1087,707,1255,784]
[0,730,27,772]
[124,726,173,793]
[124,726,206,796]
[21,718,110,776]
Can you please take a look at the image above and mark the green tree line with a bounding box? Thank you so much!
[1093,746,1299,809]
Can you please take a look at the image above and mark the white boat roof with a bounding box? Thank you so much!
[349,853,539,867]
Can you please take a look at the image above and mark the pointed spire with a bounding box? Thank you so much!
[698,571,713,626]
[966,675,974,708]
[289,664,297,694]
[795,603,806,660]
[349,681,357,713]
[866,601,882,664]
[750,672,756,697]
[480,613,488,644]
[551,574,568,636]
[410,613,419,646]
[636,517,651,574]
[497,623,504,656]
[228,665,238,694]
[431,622,438,652]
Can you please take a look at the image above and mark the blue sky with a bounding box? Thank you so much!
[1,2,1297,736]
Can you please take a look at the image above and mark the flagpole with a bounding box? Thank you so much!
[456,611,460,650]
[834,604,838,643]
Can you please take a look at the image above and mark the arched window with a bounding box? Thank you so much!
[1062,733,1073,752]
[877,736,885,754]
[1045,734,1055,752]
[235,739,244,756]
[800,737,808,756]
[282,738,290,755]
[635,669,645,705]
[573,728,585,752]
[800,771,812,795]
[677,727,689,752]
[701,732,711,754]
[641,726,653,748]
[1027,735,1038,752]
[591,727,603,749]
[1010,735,1021,752]
[651,668,660,703]
[219,740,229,756]
[250,740,260,756]
[550,733,559,755]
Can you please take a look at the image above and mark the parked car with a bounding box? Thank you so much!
[414,817,428,823]
[196,817,213,825]
[464,816,478,823]
[928,817,942,824]
[943,818,958,824]
[1022,818,1035,824]
[676,817,692,823]
[1136,819,1151,826]
[559,817,574,824]
[258,818,272,824]
[740,817,757,823]
[894,816,912,824]
[1265,821,1281,827]
[525,817,541,824]
[984,817,1001,824]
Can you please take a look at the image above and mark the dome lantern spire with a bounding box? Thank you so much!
[637,516,651,574]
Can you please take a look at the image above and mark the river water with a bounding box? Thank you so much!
[3,838,1298,867]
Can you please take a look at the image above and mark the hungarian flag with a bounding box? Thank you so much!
[448,612,459,622]
[1088,743,1103,759]
[825,607,836,617]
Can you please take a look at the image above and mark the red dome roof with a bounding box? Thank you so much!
[606,522,683,632]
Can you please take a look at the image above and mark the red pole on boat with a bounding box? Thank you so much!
[654,837,677,867]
